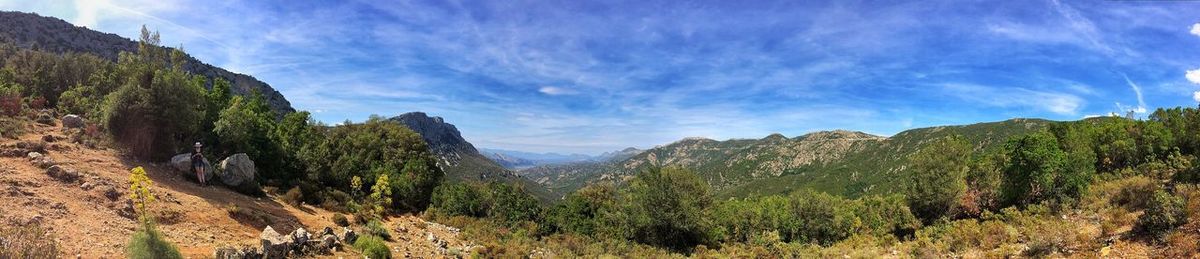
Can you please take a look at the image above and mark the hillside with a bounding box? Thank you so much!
[0,117,472,258]
[389,112,554,201]
[0,11,294,115]
[528,119,1054,198]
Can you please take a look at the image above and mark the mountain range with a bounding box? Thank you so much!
[479,147,642,169]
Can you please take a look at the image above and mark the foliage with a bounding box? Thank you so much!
[620,166,716,251]
[0,223,60,258]
[332,213,350,227]
[365,219,392,241]
[906,135,971,223]
[311,117,443,212]
[546,184,619,237]
[353,234,391,259]
[367,174,393,220]
[431,182,487,218]
[126,221,182,259]
[102,29,206,160]
[128,166,155,222]
[282,186,303,207]
[0,81,21,117]
[1001,130,1092,207]
[213,93,282,178]
[1134,190,1186,239]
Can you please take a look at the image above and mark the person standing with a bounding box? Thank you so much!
[192,142,207,186]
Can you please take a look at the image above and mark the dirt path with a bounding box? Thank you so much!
[0,119,472,258]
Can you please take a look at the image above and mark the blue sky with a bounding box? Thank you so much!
[2,0,1200,155]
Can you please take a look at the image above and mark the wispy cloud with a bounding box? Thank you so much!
[941,83,1083,115]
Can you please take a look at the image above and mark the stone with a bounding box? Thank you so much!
[61,114,84,129]
[320,226,335,237]
[41,135,55,142]
[80,182,94,190]
[32,156,55,169]
[26,152,42,160]
[102,186,120,201]
[320,234,338,249]
[219,153,260,194]
[170,153,213,183]
[214,245,261,259]
[341,227,357,244]
[260,226,291,258]
[46,165,79,183]
[290,227,310,249]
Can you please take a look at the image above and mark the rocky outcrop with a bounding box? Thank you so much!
[171,153,213,182]
[61,114,83,128]
[259,226,290,258]
[341,227,357,244]
[219,153,260,194]
[213,246,260,259]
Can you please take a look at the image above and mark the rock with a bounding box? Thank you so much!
[26,152,42,160]
[102,186,120,201]
[290,227,311,249]
[116,200,136,219]
[61,114,84,129]
[219,153,260,194]
[341,227,357,244]
[35,112,54,126]
[214,245,261,259]
[80,182,94,190]
[260,226,291,259]
[320,234,338,249]
[320,226,335,237]
[32,156,55,169]
[41,135,55,142]
[46,165,79,183]
[170,153,213,183]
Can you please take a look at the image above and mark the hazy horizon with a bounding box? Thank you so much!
[2,0,1198,154]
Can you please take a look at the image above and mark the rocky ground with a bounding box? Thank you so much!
[0,117,474,258]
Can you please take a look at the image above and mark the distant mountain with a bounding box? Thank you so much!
[389,112,554,201]
[525,119,1054,199]
[479,148,628,169]
[0,11,294,115]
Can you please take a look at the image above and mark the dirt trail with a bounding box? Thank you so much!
[0,119,471,258]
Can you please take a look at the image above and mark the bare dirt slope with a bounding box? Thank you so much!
[0,118,471,258]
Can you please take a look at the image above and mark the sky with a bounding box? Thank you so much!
[1,0,1199,155]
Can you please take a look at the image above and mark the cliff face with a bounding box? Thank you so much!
[0,11,294,115]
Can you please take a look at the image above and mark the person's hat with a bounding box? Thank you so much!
[194,142,203,148]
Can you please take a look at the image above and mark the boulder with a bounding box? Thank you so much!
[320,226,335,237]
[26,152,42,161]
[45,165,79,183]
[170,153,213,183]
[260,226,291,258]
[102,185,120,201]
[290,227,311,250]
[61,114,84,129]
[341,227,357,244]
[219,153,260,194]
[214,245,260,259]
[319,234,338,250]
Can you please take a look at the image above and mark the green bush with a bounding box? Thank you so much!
[332,213,350,227]
[905,135,971,223]
[354,234,391,259]
[365,219,391,241]
[621,166,716,251]
[1134,190,1186,239]
[102,41,206,160]
[214,93,283,177]
[126,222,182,259]
[1001,130,1093,207]
[282,187,303,207]
[484,182,542,224]
[431,182,487,218]
[312,117,443,212]
[547,184,619,237]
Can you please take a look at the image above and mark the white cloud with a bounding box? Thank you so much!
[941,83,1083,115]
[1194,91,1200,103]
[1121,75,1147,113]
[1191,23,1200,37]
[538,86,577,96]
[1187,69,1200,84]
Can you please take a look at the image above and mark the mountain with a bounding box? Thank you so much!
[0,11,294,115]
[480,148,615,169]
[594,147,643,162]
[526,119,1054,199]
[389,112,554,201]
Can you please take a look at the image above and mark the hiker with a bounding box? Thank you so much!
[192,142,207,186]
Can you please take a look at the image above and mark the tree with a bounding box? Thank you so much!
[905,135,971,223]
[1001,131,1092,206]
[547,183,619,237]
[620,166,716,251]
[315,117,444,212]
[102,51,206,160]
[213,93,283,179]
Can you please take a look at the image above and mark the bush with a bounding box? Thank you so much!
[332,213,350,227]
[621,166,716,251]
[282,187,303,207]
[365,219,391,241]
[1134,190,1186,239]
[126,222,182,259]
[102,49,206,160]
[0,82,21,117]
[354,234,391,259]
[313,117,443,212]
[0,117,23,139]
[1001,131,1093,207]
[905,135,971,223]
[431,182,487,218]
[0,223,59,258]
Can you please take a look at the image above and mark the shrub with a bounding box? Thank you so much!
[621,166,716,251]
[126,221,182,259]
[1110,176,1159,210]
[332,213,350,227]
[1001,131,1093,207]
[0,223,59,258]
[102,54,206,160]
[483,182,542,225]
[431,182,487,218]
[282,187,303,207]
[365,219,391,241]
[1134,190,1186,239]
[354,235,391,259]
[906,136,971,223]
[0,83,21,117]
[0,117,23,139]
